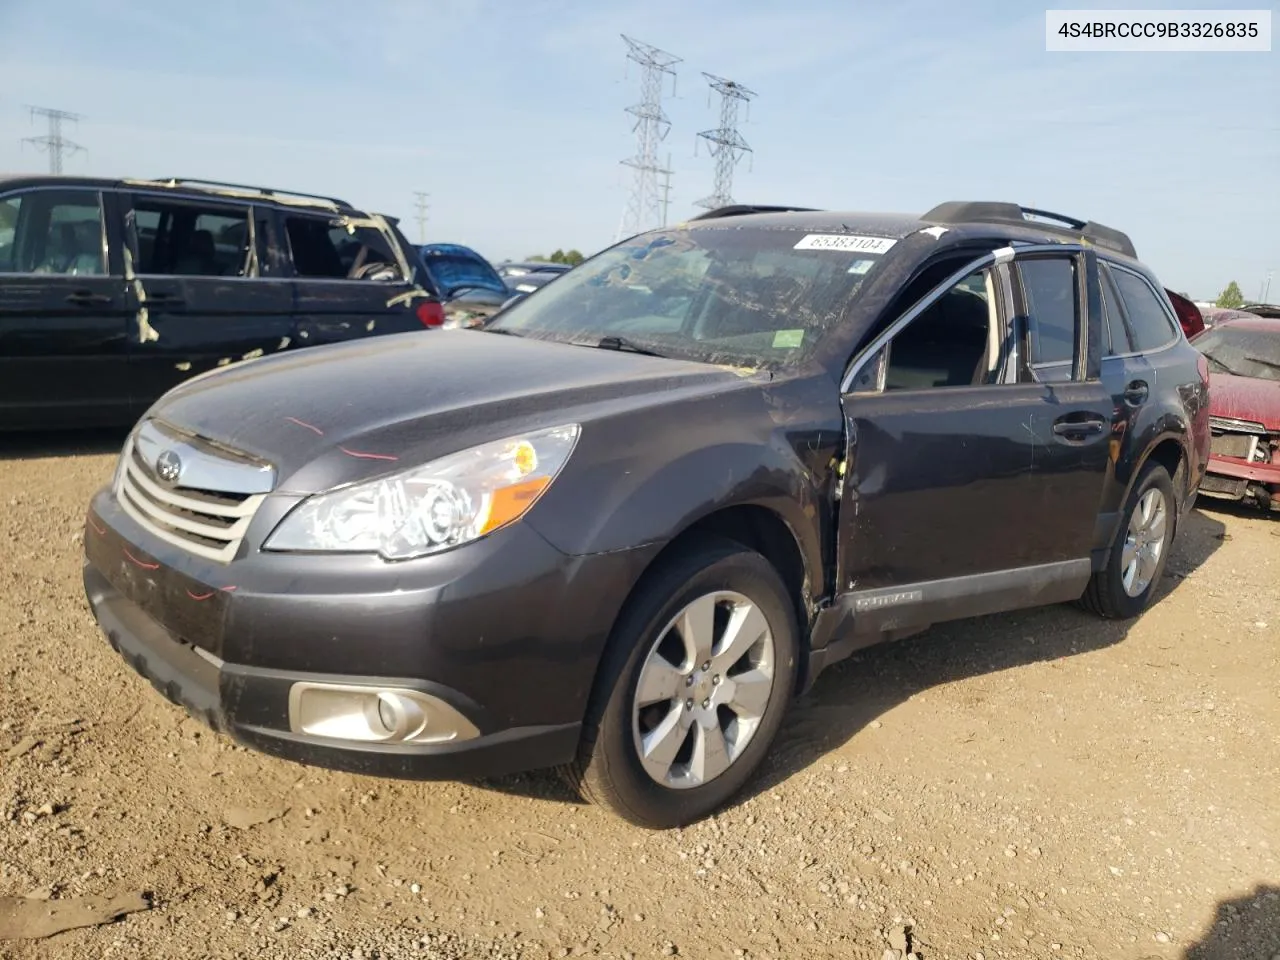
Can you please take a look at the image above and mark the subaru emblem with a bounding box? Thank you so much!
[155,449,183,485]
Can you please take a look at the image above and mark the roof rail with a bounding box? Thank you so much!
[920,201,1137,259]
[145,178,354,210]
[689,204,820,221]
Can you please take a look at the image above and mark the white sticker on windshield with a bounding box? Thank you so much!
[847,259,875,275]
[794,233,897,254]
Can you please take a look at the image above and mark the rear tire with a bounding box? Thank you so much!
[562,538,798,829]
[1081,461,1176,619]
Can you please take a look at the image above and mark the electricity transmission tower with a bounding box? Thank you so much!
[413,192,430,243]
[694,74,755,210]
[617,35,680,239]
[22,106,85,174]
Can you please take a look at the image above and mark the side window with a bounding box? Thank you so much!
[0,195,19,271]
[284,217,403,281]
[0,190,105,276]
[1100,267,1132,356]
[1018,258,1078,368]
[880,268,998,391]
[1110,266,1178,352]
[131,198,252,277]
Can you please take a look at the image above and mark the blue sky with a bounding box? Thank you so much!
[0,0,1275,300]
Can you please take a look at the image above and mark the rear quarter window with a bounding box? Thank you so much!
[1109,266,1178,352]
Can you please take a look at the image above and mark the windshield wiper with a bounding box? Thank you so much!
[484,326,523,337]
[592,335,666,357]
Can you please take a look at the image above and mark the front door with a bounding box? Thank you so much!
[0,186,133,430]
[832,246,1113,640]
[121,192,294,415]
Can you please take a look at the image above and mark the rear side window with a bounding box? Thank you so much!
[0,189,105,276]
[1110,267,1178,352]
[1018,258,1077,366]
[1100,271,1131,356]
[285,217,403,281]
[132,198,252,277]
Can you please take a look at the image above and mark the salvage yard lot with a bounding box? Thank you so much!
[1,435,1277,960]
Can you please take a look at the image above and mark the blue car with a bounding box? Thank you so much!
[417,243,511,327]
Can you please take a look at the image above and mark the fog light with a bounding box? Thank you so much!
[376,696,397,733]
[287,683,480,745]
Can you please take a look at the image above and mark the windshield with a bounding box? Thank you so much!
[487,227,887,367]
[419,245,507,296]
[1195,325,1280,382]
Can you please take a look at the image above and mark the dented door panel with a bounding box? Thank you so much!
[291,280,424,348]
[126,276,295,415]
[839,384,1105,583]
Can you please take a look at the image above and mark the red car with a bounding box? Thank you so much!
[1190,315,1280,512]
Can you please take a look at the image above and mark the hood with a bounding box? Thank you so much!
[418,244,509,298]
[1208,372,1280,432]
[151,331,746,494]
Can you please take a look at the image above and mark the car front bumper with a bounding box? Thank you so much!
[82,487,657,780]
[1200,454,1280,507]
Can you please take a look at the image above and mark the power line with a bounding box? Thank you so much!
[617,35,680,240]
[413,191,430,244]
[22,106,85,174]
[659,152,673,228]
[695,74,755,211]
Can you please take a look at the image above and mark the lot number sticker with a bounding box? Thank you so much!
[794,234,897,254]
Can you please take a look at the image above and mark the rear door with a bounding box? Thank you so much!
[122,192,293,414]
[281,212,425,345]
[830,244,1113,640]
[0,185,133,429]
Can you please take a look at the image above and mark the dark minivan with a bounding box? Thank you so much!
[82,201,1211,828]
[0,175,443,431]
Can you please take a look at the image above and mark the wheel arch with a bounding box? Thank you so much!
[1131,432,1191,513]
[584,502,820,717]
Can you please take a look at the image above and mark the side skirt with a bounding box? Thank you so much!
[801,558,1092,693]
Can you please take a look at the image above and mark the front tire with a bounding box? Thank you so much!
[564,538,798,829]
[1081,461,1177,619]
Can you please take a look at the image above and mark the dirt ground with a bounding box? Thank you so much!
[0,433,1277,960]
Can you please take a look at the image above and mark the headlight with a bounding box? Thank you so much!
[263,424,580,560]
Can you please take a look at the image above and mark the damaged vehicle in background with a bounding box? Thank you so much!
[0,175,443,431]
[82,200,1210,828]
[1190,315,1280,512]
[496,260,572,283]
[498,260,571,299]
[1197,306,1261,332]
[416,243,511,329]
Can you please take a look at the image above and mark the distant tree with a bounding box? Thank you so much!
[1217,281,1245,309]
[526,249,586,266]
[1177,291,1191,299]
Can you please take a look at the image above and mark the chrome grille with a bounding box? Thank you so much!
[113,420,275,563]
[1209,415,1267,435]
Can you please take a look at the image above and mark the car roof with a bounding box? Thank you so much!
[681,202,1146,267]
[0,173,362,217]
